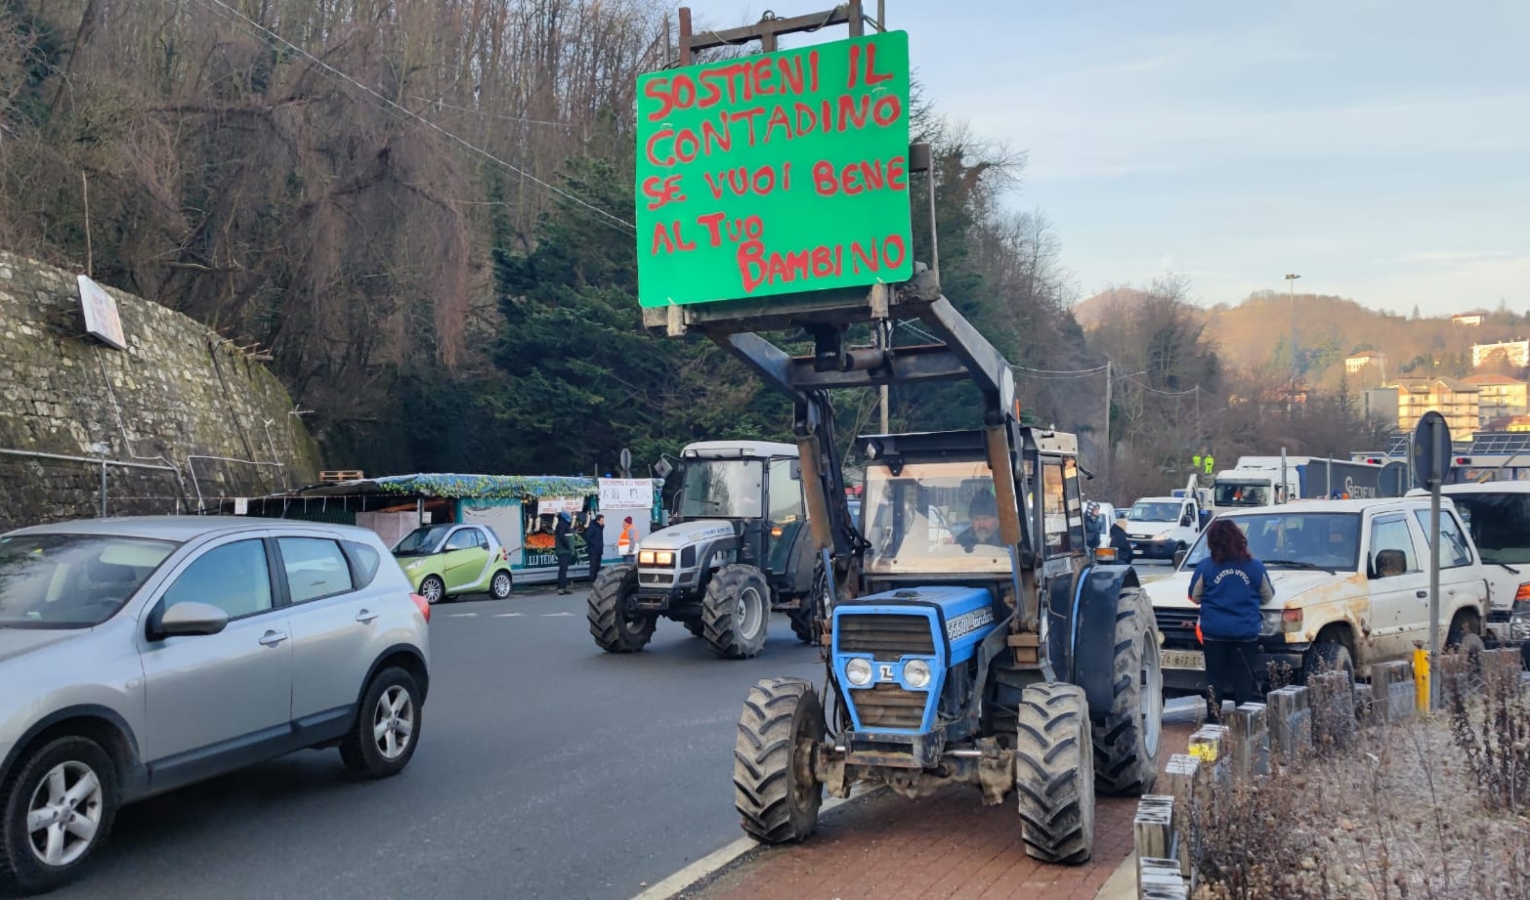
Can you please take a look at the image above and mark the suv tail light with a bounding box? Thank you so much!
[1514,583,1530,605]
[411,593,431,623]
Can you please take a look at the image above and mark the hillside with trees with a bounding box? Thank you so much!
[0,1,1435,505]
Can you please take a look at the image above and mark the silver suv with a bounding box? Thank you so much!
[0,517,431,895]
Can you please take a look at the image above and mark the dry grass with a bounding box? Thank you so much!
[1190,659,1530,900]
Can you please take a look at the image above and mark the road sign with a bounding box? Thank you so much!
[635,31,912,307]
[1411,411,1450,488]
[619,447,633,478]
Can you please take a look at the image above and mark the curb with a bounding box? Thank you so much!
[629,789,881,900]
[1094,854,1140,900]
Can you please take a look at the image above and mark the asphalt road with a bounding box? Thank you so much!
[51,589,821,900]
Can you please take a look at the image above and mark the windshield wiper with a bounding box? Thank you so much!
[1497,563,1523,574]
[1265,559,1324,570]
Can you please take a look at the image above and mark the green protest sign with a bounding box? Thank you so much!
[635,31,912,308]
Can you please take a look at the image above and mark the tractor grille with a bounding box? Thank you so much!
[1155,608,1201,651]
[851,683,928,730]
[836,614,937,661]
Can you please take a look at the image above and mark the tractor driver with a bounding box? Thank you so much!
[958,491,1004,551]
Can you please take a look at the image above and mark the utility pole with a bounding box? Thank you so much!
[1285,273,1302,392]
[1103,360,1112,488]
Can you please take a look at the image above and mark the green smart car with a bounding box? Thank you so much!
[391,523,513,603]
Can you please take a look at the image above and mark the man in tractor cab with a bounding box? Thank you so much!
[957,491,1004,551]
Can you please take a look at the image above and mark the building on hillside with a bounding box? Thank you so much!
[1392,376,1481,436]
[1344,349,1387,377]
[1453,310,1488,326]
[1362,386,1400,425]
[1472,339,1530,369]
[1462,374,1530,427]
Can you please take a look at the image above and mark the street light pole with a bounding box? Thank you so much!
[1285,273,1301,390]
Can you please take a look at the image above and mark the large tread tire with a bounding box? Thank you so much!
[788,566,829,646]
[587,565,655,653]
[0,736,118,896]
[683,618,705,638]
[1015,682,1095,865]
[1091,587,1163,796]
[733,677,825,844]
[703,565,771,660]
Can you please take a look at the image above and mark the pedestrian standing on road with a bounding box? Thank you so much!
[554,511,575,595]
[618,516,639,559]
[1188,518,1274,720]
[1084,502,1104,550]
[586,514,606,583]
[1109,515,1135,564]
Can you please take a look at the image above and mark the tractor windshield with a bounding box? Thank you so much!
[861,460,1012,575]
[678,459,764,519]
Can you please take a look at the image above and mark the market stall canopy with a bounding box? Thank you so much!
[284,473,601,500]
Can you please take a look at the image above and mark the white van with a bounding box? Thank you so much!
[1122,495,1203,561]
[1422,482,1530,648]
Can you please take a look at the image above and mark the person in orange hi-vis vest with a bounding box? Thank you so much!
[617,516,639,559]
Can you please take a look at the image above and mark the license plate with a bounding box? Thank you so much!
[1162,650,1205,670]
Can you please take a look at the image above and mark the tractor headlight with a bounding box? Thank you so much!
[655,550,675,566]
[903,659,932,689]
[638,550,655,565]
[845,657,873,686]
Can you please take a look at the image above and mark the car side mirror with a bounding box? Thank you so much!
[1173,548,1188,569]
[158,601,230,639]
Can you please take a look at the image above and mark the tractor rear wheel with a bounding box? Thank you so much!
[587,565,656,653]
[1091,587,1163,795]
[702,565,770,659]
[733,677,824,843]
[1015,682,1095,865]
[788,567,828,645]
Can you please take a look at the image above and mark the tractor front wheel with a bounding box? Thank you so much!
[587,566,656,653]
[733,677,824,843]
[702,565,770,659]
[1015,682,1095,865]
[788,567,828,645]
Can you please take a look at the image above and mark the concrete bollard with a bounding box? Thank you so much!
[1308,671,1356,752]
[1163,754,1201,881]
[1138,857,1188,899]
[1134,795,1175,858]
[1230,702,1270,776]
[1371,660,1414,723]
[1266,685,1312,766]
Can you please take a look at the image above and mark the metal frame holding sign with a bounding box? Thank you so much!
[635,31,912,307]
[1413,410,1452,707]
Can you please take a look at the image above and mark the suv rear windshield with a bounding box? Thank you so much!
[0,533,179,628]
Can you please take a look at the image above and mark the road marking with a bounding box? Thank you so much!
[630,791,871,900]
[447,613,478,618]
[542,612,574,617]
[493,613,525,618]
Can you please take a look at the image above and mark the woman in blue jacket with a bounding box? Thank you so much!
[1189,519,1275,718]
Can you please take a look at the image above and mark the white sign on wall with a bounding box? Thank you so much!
[599,478,654,509]
[537,497,584,515]
[77,274,126,350]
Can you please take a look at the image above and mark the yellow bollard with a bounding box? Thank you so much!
[1413,645,1430,713]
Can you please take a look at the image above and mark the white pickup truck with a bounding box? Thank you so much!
[1147,496,1491,697]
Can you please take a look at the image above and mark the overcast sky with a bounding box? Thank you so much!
[676,0,1530,315]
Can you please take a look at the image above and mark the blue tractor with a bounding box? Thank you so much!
[651,279,1165,863]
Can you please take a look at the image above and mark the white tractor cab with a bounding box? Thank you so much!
[587,440,823,659]
[1148,496,1492,698]
[1410,481,1530,653]
[1122,476,1206,562]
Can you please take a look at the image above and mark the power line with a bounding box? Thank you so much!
[1013,363,1110,376]
[410,97,575,128]
[1124,377,1200,397]
[195,0,636,234]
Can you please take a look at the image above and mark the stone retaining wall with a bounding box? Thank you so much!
[0,251,320,529]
